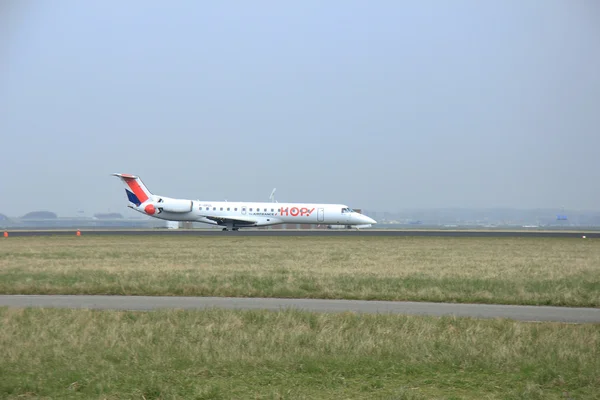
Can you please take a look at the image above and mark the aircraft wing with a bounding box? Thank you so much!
[202,215,259,226]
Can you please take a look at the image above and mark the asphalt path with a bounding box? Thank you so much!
[3,229,599,238]
[1,295,598,323]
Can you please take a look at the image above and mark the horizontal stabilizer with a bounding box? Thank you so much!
[112,173,139,180]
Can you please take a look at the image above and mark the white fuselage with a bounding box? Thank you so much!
[131,198,375,228]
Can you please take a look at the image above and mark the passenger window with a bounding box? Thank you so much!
[227,208,230,211]
[271,208,274,212]
[220,207,223,211]
[213,207,216,211]
[234,208,238,211]
[250,208,253,211]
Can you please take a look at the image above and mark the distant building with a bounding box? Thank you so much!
[166,221,179,229]
[22,211,57,219]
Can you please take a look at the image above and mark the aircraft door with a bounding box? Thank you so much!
[317,208,324,222]
[241,206,247,215]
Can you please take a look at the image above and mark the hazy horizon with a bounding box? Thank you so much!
[2,205,598,220]
[2,1,599,217]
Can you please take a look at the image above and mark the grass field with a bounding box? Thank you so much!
[1,236,599,306]
[1,307,598,399]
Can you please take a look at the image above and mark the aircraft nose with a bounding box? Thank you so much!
[359,215,376,225]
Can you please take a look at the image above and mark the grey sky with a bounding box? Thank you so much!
[1,1,599,217]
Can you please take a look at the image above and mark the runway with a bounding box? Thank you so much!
[4,229,599,238]
[1,295,598,323]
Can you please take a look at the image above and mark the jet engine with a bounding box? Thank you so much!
[144,198,193,214]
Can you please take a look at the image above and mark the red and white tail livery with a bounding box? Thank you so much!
[113,173,376,231]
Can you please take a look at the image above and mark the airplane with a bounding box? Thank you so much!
[112,173,376,231]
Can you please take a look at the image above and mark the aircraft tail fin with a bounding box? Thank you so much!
[112,173,153,207]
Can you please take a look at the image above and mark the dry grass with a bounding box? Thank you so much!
[1,307,599,399]
[1,236,599,306]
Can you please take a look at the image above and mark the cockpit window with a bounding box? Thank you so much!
[341,207,354,213]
